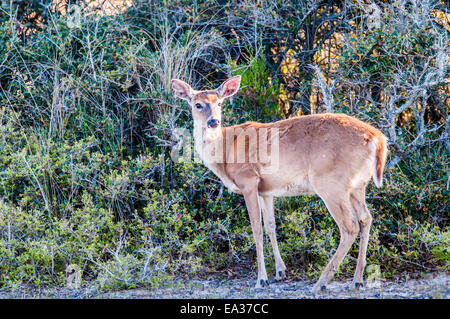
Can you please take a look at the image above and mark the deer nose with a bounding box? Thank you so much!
[207,118,220,128]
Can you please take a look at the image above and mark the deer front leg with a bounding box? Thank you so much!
[242,189,268,288]
[260,195,286,281]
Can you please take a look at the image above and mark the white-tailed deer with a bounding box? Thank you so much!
[171,76,388,293]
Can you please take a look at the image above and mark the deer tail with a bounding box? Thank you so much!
[372,135,388,188]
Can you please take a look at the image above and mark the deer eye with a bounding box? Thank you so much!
[195,103,203,110]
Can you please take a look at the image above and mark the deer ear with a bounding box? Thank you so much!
[217,76,241,99]
[171,79,194,102]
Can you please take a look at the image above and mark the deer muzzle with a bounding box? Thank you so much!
[207,118,220,128]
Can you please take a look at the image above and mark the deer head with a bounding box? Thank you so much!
[171,76,241,130]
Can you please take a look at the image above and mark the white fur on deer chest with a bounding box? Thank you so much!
[193,125,241,194]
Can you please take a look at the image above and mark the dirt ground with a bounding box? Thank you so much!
[0,272,448,299]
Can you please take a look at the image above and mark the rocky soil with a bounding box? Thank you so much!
[1,272,448,299]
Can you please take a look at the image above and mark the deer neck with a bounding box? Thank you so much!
[192,119,241,194]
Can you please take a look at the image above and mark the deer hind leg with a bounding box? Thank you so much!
[312,192,359,293]
[350,187,373,288]
[260,195,287,281]
[242,187,268,288]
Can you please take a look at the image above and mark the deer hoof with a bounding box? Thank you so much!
[354,282,364,290]
[312,283,327,295]
[255,279,269,288]
[275,270,287,281]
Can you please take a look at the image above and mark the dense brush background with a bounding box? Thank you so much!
[0,0,448,290]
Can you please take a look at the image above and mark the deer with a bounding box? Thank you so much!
[171,76,388,293]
